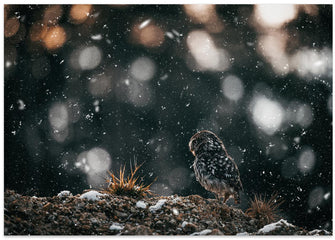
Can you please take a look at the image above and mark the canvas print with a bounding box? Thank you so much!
[4,4,332,235]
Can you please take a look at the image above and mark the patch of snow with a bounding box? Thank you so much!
[109,222,124,231]
[181,221,188,228]
[190,229,212,236]
[257,219,294,234]
[200,229,212,235]
[149,199,166,212]
[57,190,72,198]
[236,232,249,236]
[172,208,179,215]
[308,229,332,235]
[136,200,147,209]
[79,190,105,201]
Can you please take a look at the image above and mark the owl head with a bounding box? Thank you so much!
[189,130,221,156]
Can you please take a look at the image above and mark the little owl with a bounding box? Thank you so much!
[189,130,243,204]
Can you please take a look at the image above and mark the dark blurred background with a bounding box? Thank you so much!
[4,4,332,231]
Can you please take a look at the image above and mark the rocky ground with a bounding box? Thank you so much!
[4,189,332,235]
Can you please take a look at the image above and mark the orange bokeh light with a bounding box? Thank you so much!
[5,17,20,38]
[70,5,92,24]
[184,4,215,24]
[43,26,67,50]
[43,5,63,25]
[184,4,224,33]
[131,22,165,48]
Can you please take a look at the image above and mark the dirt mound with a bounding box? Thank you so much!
[4,190,331,235]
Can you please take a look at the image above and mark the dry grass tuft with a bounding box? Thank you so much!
[245,193,284,227]
[101,163,156,198]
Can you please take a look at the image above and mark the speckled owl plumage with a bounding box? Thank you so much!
[189,130,243,204]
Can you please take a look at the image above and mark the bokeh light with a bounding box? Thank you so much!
[130,57,156,82]
[296,104,313,128]
[308,186,324,209]
[49,102,70,143]
[86,147,112,174]
[297,147,316,174]
[75,151,90,173]
[127,81,153,108]
[131,20,165,48]
[88,74,112,97]
[254,4,298,29]
[75,147,112,187]
[187,30,230,72]
[48,102,69,132]
[43,5,63,26]
[257,32,290,75]
[221,75,244,101]
[290,47,332,80]
[43,26,67,50]
[184,4,215,24]
[78,45,102,70]
[4,17,20,38]
[69,5,92,24]
[184,4,224,33]
[286,102,314,128]
[251,96,284,135]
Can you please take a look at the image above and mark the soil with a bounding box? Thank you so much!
[4,189,332,235]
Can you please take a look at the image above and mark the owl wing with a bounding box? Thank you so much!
[207,151,243,191]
